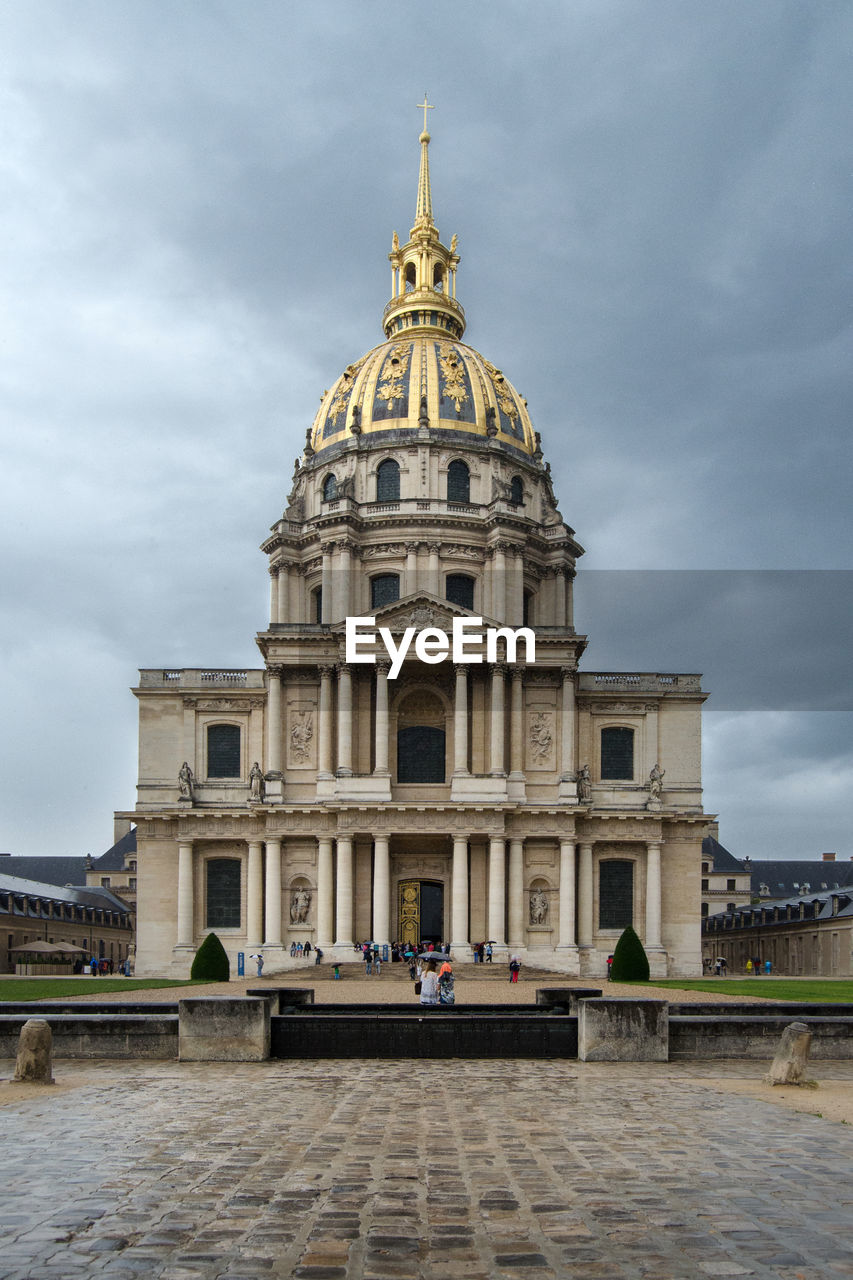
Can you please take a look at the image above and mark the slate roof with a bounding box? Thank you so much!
[91,827,137,872]
[702,835,746,873]
[0,854,88,886]
[750,859,853,898]
[0,871,132,916]
[704,886,853,931]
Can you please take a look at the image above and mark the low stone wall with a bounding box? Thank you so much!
[271,1013,578,1059]
[670,1015,853,1060]
[0,1014,178,1059]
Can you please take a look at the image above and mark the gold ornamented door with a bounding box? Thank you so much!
[398,880,420,949]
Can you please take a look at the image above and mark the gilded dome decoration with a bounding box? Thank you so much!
[308,106,537,459]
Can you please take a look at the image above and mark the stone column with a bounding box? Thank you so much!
[277,562,290,624]
[266,665,282,779]
[646,842,662,950]
[451,836,469,950]
[554,567,567,627]
[372,661,390,774]
[335,539,353,620]
[321,543,333,623]
[509,667,525,778]
[317,665,334,779]
[507,838,524,947]
[406,542,420,596]
[427,542,440,596]
[334,837,354,947]
[176,841,194,947]
[453,664,469,775]
[558,839,576,948]
[489,663,506,776]
[492,543,507,621]
[511,547,525,626]
[578,842,594,949]
[263,839,282,947]
[488,837,506,946]
[559,666,575,780]
[373,836,390,947]
[483,546,494,617]
[336,665,353,775]
[269,564,279,628]
[247,841,264,948]
[316,837,334,949]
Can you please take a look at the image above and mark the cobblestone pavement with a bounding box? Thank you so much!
[1,1059,852,1280]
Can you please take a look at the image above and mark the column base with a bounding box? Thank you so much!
[451,774,508,803]
[558,777,578,804]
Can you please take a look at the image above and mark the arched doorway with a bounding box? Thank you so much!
[398,879,444,947]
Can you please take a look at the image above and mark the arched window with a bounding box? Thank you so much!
[599,860,634,929]
[523,589,533,627]
[601,727,634,780]
[433,264,444,292]
[510,475,524,505]
[397,690,445,783]
[207,724,241,778]
[371,574,400,608]
[447,459,470,503]
[312,587,323,623]
[404,263,416,293]
[206,858,241,929]
[446,574,475,610]
[322,474,337,501]
[376,458,400,501]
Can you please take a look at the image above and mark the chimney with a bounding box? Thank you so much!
[822,852,836,862]
[114,818,132,845]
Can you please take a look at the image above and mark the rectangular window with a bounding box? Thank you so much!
[207,724,241,778]
[599,860,634,929]
[600,727,634,780]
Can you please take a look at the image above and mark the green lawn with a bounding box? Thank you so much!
[0,978,204,1002]
[644,978,853,1003]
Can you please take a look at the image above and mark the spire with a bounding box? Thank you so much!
[414,94,435,228]
[384,100,465,341]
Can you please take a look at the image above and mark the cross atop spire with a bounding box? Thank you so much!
[415,94,434,226]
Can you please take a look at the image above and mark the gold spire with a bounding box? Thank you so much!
[384,103,465,341]
[414,94,435,227]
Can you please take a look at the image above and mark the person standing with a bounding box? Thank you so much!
[485,943,493,964]
[509,956,521,983]
[419,959,439,1007]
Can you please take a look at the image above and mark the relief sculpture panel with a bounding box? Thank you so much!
[526,707,556,770]
[287,703,316,769]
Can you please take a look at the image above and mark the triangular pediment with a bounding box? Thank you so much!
[330,591,502,635]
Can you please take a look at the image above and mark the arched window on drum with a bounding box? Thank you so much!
[376,458,400,501]
[447,459,470,503]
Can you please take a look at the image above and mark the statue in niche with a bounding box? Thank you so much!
[529,888,548,925]
[648,762,665,799]
[249,761,265,801]
[576,764,591,802]
[290,888,311,924]
[178,761,194,801]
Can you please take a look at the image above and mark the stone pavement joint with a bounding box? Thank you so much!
[0,1058,852,1279]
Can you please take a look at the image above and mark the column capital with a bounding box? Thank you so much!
[337,663,352,678]
[405,541,421,554]
[490,662,508,677]
[560,664,576,680]
[377,659,392,676]
[318,663,336,678]
[453,663,469,678]
[510,664,526,682]
[427,541,441,554]
[267,664,284,679]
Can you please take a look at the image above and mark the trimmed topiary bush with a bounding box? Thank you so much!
[190,932,230,981]
[609,925,650,982]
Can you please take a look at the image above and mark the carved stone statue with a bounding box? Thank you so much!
[178,761,194,801]
[249,761,265,801]
[290,888,311,924]
[337,474,354,498]
[648,763,665,799]
[576,764,591,802]
[350,404,362,435]
[290,713,313,764]
[529,888,548,925]
[528,712,553,762]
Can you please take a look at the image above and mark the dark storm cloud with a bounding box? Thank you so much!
[0,0,850,858]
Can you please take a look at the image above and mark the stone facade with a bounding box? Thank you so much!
[122,123,709,979]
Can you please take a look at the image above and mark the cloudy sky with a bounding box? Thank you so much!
[1,0,851,862]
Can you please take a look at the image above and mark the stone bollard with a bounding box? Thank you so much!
[578,998,669,1062]
[14,1018,55,1084]
[767,1021,814,1085]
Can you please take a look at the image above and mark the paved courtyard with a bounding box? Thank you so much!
[1,1057,852,1280]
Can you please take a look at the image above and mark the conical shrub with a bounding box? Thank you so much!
[190,932,230,981]
[609,925,650,982]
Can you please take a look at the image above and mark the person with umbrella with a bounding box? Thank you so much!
[250,953,264,977]
[437,955,455,1005]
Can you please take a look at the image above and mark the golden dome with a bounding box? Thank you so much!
[308,104,538,459]
[309,335,537,456]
